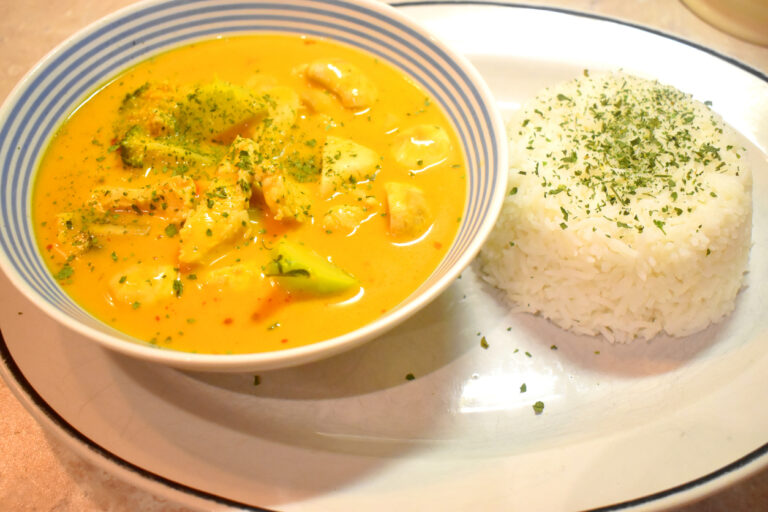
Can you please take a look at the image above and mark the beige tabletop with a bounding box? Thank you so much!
[1,1,767,510]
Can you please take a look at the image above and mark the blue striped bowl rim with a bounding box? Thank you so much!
[0,0,507,370]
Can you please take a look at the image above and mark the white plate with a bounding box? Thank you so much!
[2,3,767,511]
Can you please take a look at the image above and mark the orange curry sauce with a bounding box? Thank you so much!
[33,35,465,354]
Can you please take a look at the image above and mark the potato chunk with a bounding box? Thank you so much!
[306,59,377,109]
[178,208,249,266]
[391,124,451,169]
[385,182,431,238]
[205,261,269,292]
[320,136,379,197]
[178,177,251,265]
[109,265,177,306]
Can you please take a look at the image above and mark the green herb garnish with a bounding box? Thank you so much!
[54,264,74,281]
[173,279,183,297]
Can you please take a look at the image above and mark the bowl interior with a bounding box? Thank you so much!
[0,0,507,370]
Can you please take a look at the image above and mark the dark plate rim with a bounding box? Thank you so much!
[2,2,767,511]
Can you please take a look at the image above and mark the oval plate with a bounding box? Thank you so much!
[1,2,767,511]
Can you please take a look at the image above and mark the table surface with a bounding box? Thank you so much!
[1,1,767,510]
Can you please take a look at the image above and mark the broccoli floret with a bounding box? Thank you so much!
[119,82,151,111]
[264,240,357,294]
[175,81,268,141]
[116,82,178,138]
[119,126,219,170]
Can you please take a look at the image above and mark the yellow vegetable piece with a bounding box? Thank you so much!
[178,208,249,266]
[109,265,177,306]
[320,135,379,197]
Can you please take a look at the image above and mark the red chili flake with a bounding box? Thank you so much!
[45,244,53,251]
[155,316,160,322]
[433,242,443,249]
[281,338,288,343]
[223,317,233,325]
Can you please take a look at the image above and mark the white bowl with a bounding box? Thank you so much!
[0,0,507,372]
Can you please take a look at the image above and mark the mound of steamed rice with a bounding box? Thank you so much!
[480,71,752,343]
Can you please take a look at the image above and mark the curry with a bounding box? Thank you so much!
[33,35,466,354]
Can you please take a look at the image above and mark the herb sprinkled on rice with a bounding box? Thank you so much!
[480,71,752,343]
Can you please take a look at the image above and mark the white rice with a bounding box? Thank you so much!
[479,71,752,343]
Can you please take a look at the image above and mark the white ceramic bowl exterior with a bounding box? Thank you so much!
[0,0,507,371]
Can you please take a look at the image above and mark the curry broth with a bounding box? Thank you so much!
[33,35,466,354]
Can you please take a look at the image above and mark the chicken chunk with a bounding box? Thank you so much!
[217,136,269,185]
[299,87,337,114]
[90,175,196,223]
[391,124,451,170]
[320,136,379,197]
[90,223,151,237]
[261,174,312,222]
[384,182,431,238]
[306,59,377,109]
[109,264,177,306]
[322,205,373,234]
[218,135,312,223]
[55,212,151,258]
[55,213,96,257]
